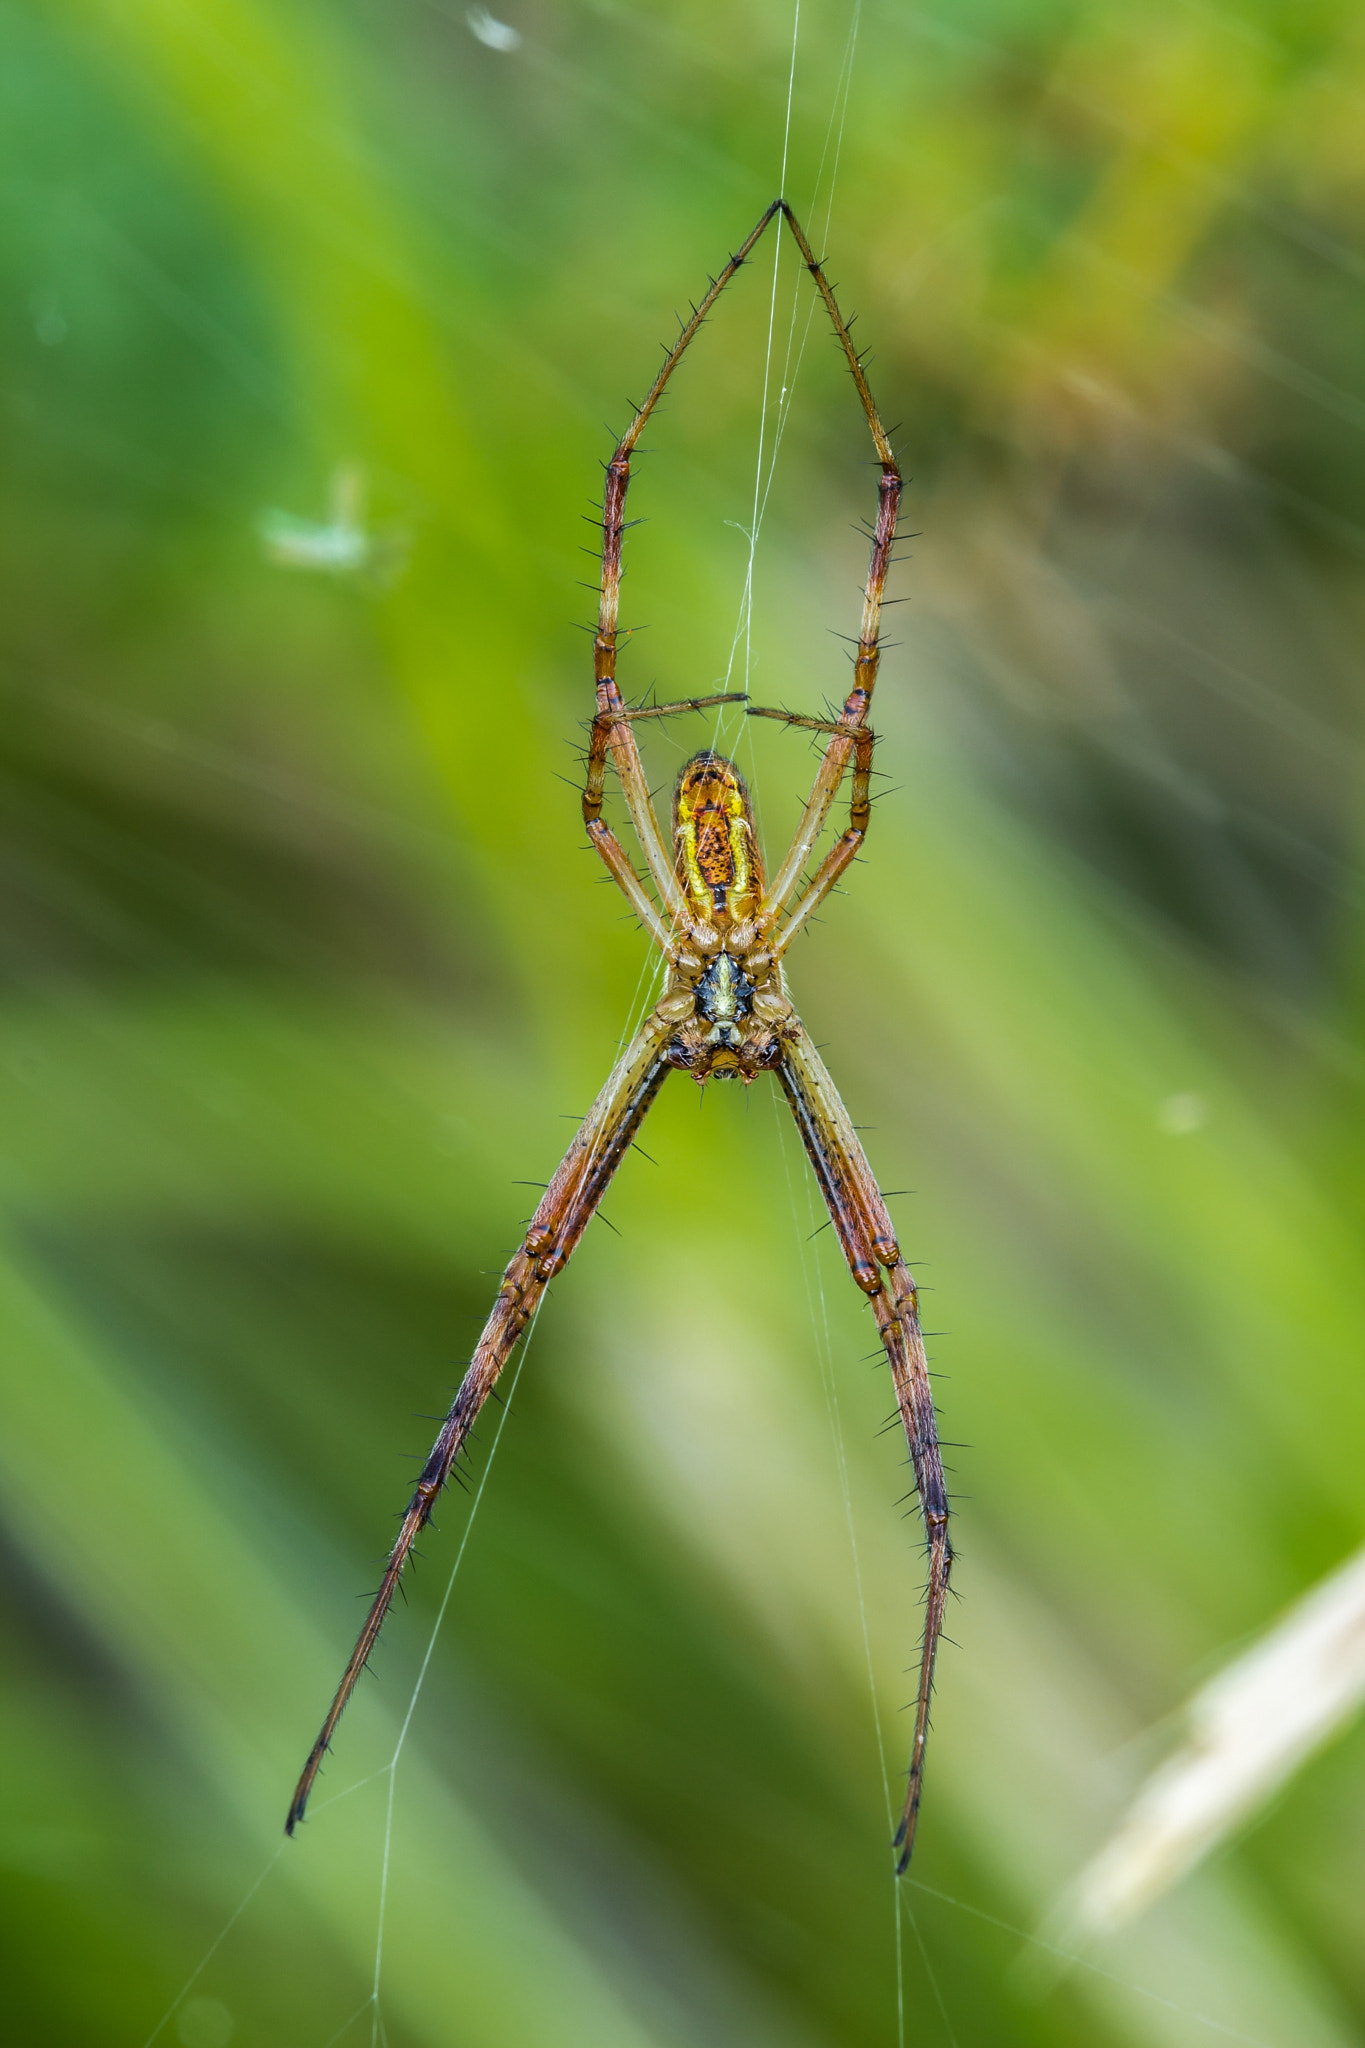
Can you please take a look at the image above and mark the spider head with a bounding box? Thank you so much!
[665,1024,783,1084]
[673,753,765,930]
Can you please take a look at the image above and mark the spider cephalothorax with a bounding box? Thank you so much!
[659,937,791,1081]
[289,199,951,1879]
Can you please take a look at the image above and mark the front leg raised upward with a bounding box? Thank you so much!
[287,1012,674,1832]
[777,1025,951,1870]
[747,707,876,957]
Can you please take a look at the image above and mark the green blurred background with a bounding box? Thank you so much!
[3,0,1365,2042]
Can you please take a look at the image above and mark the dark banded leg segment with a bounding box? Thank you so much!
[778,1029,951,1870]
[286,1016,673,1832]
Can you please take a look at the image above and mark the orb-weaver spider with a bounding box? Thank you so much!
[287,198,951,1872]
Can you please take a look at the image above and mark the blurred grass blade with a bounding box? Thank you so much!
[1073,1546,1365,1934]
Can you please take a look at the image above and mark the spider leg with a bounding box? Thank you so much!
[776,1024,951,1872]
[757,207,901,926]
[582,701,689,934]
[584,697,748,952]
[586,204,784,928]
[613,692,749,724]
[585,821,679,954]
[746,709,874,957]
[584,696,754,952]
[581,201,900,941]
[286,1012,676,1833]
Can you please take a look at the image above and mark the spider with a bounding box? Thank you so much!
[287,199,951,1872]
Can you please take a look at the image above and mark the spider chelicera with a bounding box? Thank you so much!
[287,198,951,1872]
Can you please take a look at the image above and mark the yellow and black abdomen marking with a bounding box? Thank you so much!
[693,808,736,904]
[673,751,764,924]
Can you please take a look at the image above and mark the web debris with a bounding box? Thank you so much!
[466,7,521,53]
[259,465,406,583]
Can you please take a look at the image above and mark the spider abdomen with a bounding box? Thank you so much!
[673,751,764,926]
